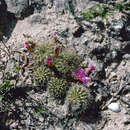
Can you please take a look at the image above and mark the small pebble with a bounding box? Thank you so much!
[108,102,121,113]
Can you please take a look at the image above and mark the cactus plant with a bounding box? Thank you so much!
[48,77,68,99]
[34,66,51,85]
[66,84,93,115]
[54,58,70,76]
[33,43,55,65]
[54,51,82,78]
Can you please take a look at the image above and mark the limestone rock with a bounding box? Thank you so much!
[108,102,121,113]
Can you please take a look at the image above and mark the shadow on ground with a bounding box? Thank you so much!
[0,12,17,42]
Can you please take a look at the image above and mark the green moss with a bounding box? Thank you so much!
[36,105,45,115]
[48,77,68,99]
[81,4,111,20]
[114,2,130,11]
[0,80,14,92]
[81,2,130,20]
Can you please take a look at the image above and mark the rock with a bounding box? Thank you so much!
[5,0,45,19]
[91,60,105,79]
[123,54,130,60]
[72,26,84,37]
[0,0,8,35]
[109,72,116,79]
[75,122,94,130]
[124,25,130,41]
[125,72,130,85]
[54,126,64,130]
[27,13,47,25]
[111,50,118,60]
[5,0,29,19]
[124,119,130,125]
[108,102,121,112]
[112,19,124,33]
[108,19,125,40]
[121,41,130,53]
[92,45,105,55]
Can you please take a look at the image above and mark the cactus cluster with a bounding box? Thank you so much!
[66,84,93,115]
[48,77,68,99]
[30,41,94,115]
[34,66,51,85]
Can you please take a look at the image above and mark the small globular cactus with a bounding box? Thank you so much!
[33,43,54,65]
[54,51,82,78]
[54,58,70,77]
[66,84,93,115]
[48,77,68,99]
[34,66,51,85]
[61,51,82,69]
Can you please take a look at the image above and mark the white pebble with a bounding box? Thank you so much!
[108,102,121,112]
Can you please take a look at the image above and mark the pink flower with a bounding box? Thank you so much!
[89,64,95,71]
[85,64,95,73]
[81,77,91,86]
[77,68,88,76]
[24,42,32,50]
[72,67,91,86]
[54,46,60,57]
[46,57,53,66]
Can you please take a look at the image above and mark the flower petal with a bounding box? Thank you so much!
[89,64,95,71]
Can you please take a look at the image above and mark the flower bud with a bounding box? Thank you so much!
[46,57,53,66]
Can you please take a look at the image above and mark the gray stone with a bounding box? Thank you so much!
[5,0,45,19]
[123,54,130,60]
[72,26,84,37]
[125,72,130,85]
[75,122,94,130]
[92,45,105,55]
[108,19,125,40]
[54,126,64,130]
[5,0,29,18]
[112,19,124,33]
[111,50,118,60]
[108,102,121,113]
[125,26,130,41]
[27,13,47,25]
[124,119,130,125]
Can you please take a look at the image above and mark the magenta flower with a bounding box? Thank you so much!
[72,67,91,86]
[81,77,91,86]
[77,68,88,76]
[89,64,95,71]
[24,42,32,50]
[46,57,53,66]
[85,64,95,73]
